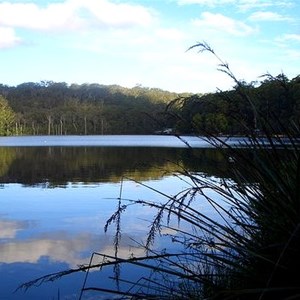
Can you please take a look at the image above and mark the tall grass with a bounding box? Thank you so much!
[19,43,300,299]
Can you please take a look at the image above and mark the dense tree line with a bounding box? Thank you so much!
[0,74,299,136]
[0,81,182,135]
[174,73,300,135]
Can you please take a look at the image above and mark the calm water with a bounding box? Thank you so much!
[0,136,231,300]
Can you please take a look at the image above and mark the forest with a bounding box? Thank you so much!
[0,73,299,136]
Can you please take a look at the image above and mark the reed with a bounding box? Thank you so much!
[94,43,300,299]
[18,43,300,299]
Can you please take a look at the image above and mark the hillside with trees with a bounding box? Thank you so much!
[0,82,184,135]
[0,73,299,136]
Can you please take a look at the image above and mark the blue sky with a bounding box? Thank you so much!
[0,0,299,93]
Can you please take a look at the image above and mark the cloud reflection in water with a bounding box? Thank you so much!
[0,229,147,267]
[0,219,30,239]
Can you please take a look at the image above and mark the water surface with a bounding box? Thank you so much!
[0,135,199,147]
[0,136,230,299]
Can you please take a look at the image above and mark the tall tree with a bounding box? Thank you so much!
[0,95,15,135]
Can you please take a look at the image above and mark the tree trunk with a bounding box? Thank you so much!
[47,115,52,135]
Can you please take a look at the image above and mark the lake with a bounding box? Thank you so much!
[0,135,232,300]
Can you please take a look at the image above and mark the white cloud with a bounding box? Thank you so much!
[177,0,294,10]
[0,0,155,32]
[192,12,256,36]
[177,0,234,5]
[275,34,300,60]
[275,33,300,51]
[238,0,294,11]
[82,0,155,28]
[0,27,22,49]
[285,49,300,59]
[281,34,300,42]
[249,11,292,21]
[155,28,185,41]
[0,2,82,31]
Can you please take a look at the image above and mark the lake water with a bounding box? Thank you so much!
[0,135,231,300]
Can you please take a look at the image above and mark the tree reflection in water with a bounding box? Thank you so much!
[0,144,233,299]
